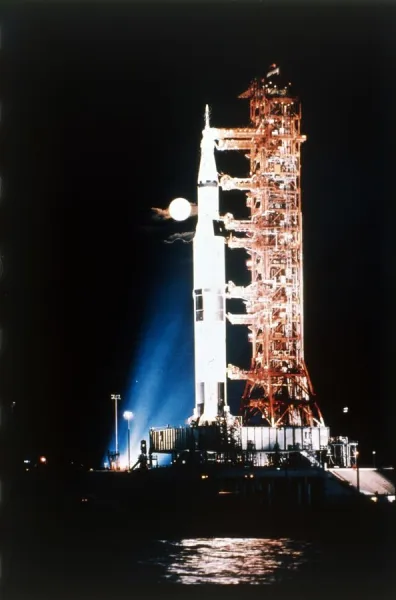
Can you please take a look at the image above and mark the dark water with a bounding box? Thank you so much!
[5,498,396,599]
[137,537,317,584]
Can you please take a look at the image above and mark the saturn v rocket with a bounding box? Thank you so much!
[191,106,228,425]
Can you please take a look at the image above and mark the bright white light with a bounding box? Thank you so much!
[119,455,129,470]
[388,495,395,503]
[343,407,349,413]
[39,456,47,464]
[123,411,133,421]
[169,197,192,221]
[119,447,140,470]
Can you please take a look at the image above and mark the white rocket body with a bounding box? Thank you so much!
[192,107,227,425]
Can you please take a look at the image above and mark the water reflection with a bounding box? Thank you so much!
[140,538,314,584]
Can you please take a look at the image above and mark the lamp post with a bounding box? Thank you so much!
[372,450,376,469]
[111,394,121,459]
[355,450,360,494]
[123,411,134,470]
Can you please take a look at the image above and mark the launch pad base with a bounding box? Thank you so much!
[150,424,329,452]
[149,424,355,468]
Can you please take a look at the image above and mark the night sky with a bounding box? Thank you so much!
[1,2,395,468]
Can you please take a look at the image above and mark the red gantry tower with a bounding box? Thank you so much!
[214,65,325,428]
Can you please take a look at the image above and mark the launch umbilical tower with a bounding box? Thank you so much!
[214,66,325,428]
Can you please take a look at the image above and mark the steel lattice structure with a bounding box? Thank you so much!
[213,66,325,428]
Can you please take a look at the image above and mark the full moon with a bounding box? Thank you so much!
[168,197,192,221]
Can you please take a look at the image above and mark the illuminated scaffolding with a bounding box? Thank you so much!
[213,66,325,428]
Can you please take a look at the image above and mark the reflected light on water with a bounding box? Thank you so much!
[140,538,313,585]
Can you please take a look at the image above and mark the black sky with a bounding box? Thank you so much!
[1,2,395,467]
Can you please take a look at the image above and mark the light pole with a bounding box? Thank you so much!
[111,394,121,464]
[372,450,376,469]
[123,411,134,470]
[355,450,360,494]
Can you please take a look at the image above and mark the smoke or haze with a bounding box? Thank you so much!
[151,207,171,220]
[165,232,194,244]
